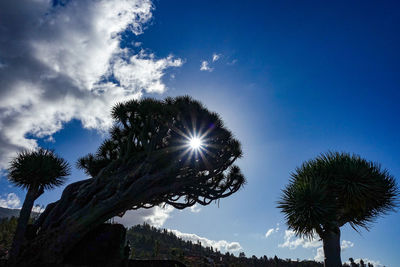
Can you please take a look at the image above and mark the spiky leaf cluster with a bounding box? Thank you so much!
[77,96,245,209]
[8,148,70,190]
[278,152,398,238]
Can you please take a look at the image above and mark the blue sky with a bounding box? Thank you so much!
[0,0,399,265]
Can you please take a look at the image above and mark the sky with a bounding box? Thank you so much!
[0,0,399,265]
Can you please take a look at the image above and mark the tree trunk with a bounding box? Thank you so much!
[322,227,342,267]
[17,169,172,266]
[8,186,38,265]
[16,157,242,266]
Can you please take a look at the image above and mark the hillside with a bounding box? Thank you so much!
[0,208,20,219]
[0,218,372,266]
[126,223,323,267]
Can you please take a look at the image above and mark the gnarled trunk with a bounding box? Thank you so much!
[322,227,342,267]
[16,145,243,265]
[17,166,205,265]
[8,185,42,265]
[17,168,154,266]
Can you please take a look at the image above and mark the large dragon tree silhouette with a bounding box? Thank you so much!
[17,96,245,265]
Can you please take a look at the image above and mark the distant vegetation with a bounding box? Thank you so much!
[0,208,20,220]
[0,217,17,258]
[127,222,327,267]
[0,213,379,266]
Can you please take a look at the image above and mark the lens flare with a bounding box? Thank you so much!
[189,137,202,150]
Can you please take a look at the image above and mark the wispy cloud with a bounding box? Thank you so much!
[212,53,221,62]
[0,0,182,169]
[189,204,201,213]
[265,223,279,238]
[227,59,238,65]
[0,193,21,209]
[200,52,223,71]
[200,60,213,72]
[169,229,242,252]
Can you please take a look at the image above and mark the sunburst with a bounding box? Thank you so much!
[189,136,203,150]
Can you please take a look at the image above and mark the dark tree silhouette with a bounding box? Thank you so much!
[19,96,245,265]
[7,149,70,264]
[278,152,398,267]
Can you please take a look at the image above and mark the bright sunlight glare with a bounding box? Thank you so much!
[189,137,202,150]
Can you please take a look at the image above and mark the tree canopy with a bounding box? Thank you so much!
[278,152,398,237]
[8,148,70,191]
[76,96,245,209]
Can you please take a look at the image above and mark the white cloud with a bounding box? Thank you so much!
[278,230,321,249]
[0,193,21,209]
[169,229,242,252]
[227,59,238,65]
[32,204,45,214]
[189,204,201,213]
[265,224,279,238]
[279,230,356,263]
[0,0,183,169]
[0,193,46,213]
[200,60,212,72]
[265,228,275,238]
[200,53,221,71]
[113,51,183,94]
[341,240,354,250]
[314,247,324,262]
[114,204,174,228]
[314,240,354,262]
[212,53,221,62]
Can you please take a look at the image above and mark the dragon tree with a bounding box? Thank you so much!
[17,96,245,265]
[7,149,70,265]
[278,152,398,267]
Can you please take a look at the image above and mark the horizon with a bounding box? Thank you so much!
[0,1,399,266]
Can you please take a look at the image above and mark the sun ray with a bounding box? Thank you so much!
[198,149,212,170]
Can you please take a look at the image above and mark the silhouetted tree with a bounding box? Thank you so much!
[20,96,245,266]
[7,148,70,264]
[153,240,159,258]
[273,255,279,266]
[349,258,357,267]
[278,152,398,267]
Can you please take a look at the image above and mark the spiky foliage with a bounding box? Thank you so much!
[8,148,71,190]
[278,152,398,238]
[76,96,245,209]
[7,148,70,264]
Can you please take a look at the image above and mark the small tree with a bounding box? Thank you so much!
[7,148,70,263]
[19,96,245,265]
[278,152,398,267]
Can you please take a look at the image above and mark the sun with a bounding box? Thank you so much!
[189,137,202,150]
